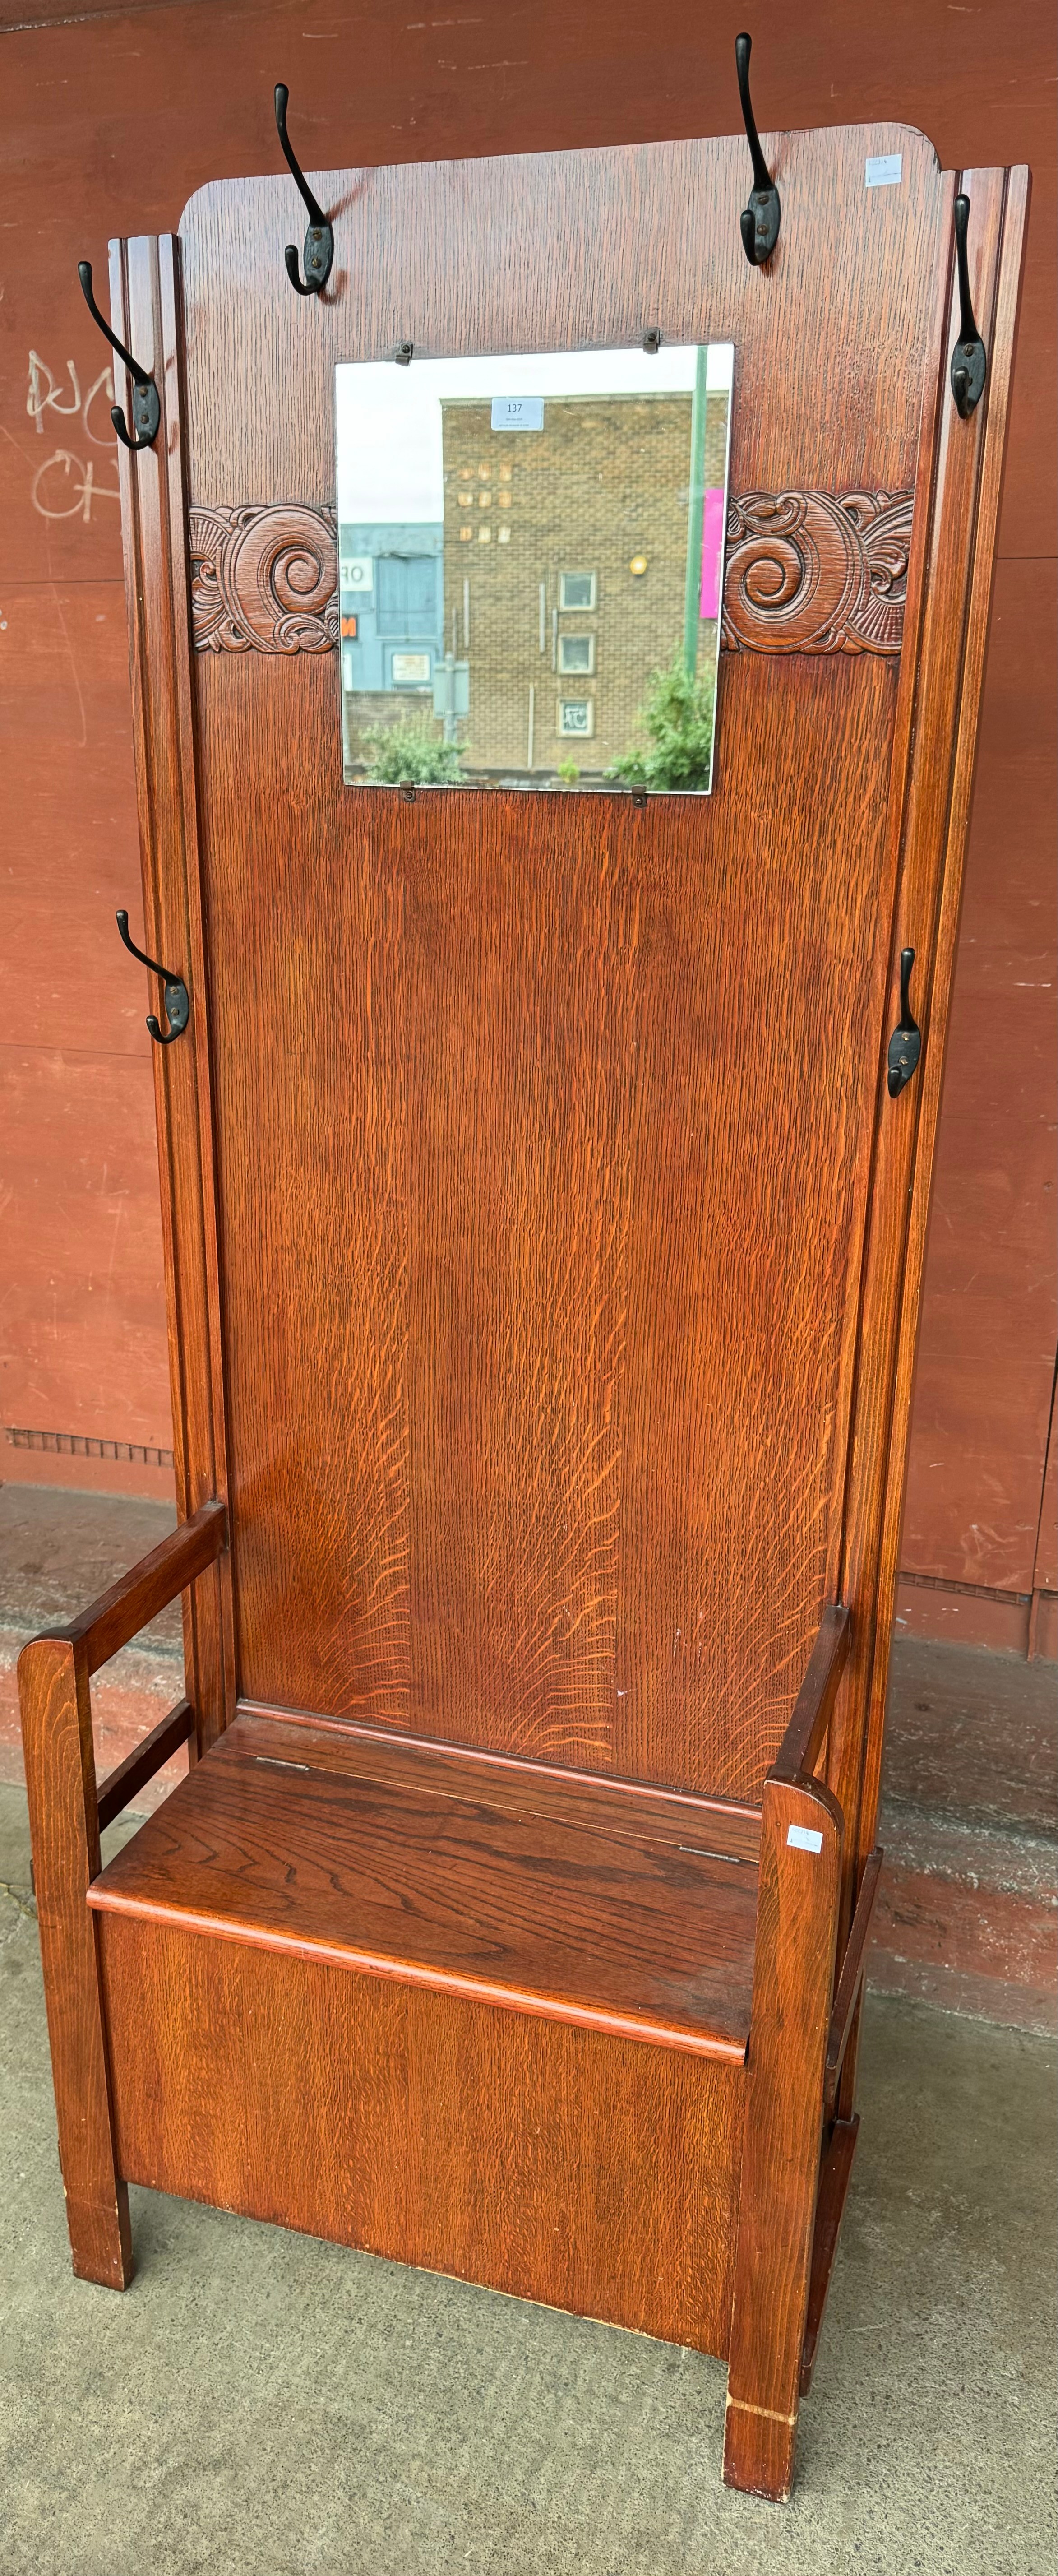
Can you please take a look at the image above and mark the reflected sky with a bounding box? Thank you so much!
[336,346,735,525]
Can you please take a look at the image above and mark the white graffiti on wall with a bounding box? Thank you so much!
[31,449,122,523]
[27,352,120,521]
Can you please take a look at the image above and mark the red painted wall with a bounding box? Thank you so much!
[1,0,1054,1640]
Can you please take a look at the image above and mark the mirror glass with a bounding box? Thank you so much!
[335,343,734,795]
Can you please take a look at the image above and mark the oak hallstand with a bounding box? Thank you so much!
[20,93,1027,2501]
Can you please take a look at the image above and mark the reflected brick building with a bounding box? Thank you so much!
[441,389,730,778]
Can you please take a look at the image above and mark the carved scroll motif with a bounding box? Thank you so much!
[188,491,913,657]
[721,490,914,656]
[189,504,339,653]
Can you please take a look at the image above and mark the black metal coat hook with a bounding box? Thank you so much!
[116,912,190,1047]
[735,33,781,267]
[77,263,160,451]
[887,948,921,1098]
[950,194,988,419]
[274,85,334,294]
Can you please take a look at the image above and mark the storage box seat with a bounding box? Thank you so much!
[89,1712,761,2062]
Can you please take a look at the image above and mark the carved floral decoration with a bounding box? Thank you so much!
[721,490,914,656]
[188,491,914,658]
[189,504,339,654]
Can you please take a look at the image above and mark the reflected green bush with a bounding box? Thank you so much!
[361,720,463,785]
[609,648,716,792]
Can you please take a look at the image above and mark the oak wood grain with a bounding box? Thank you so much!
[88,121,1030,2502]
[236,1700,763,1853]
[17,1635,133,2288]
[88,1711,758,2058]
[97,1909,744,2357]
[198,642,900,1795]
[35,1498,225,1677]
[179,124,946,507]
[161,120,955,1809]
[772,1603,850,1786]
[723,1770,843,2499]
[110,136,1026,1849]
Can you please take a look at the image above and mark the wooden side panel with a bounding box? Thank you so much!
[833,168,1032,1903]
[723,1774,842,2499]
[17,1637,132,2287]
[97,1910,744,2357]
[110,236,235,1750]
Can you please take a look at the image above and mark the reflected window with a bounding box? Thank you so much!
[558,699,594,737]
[376,556,438,638]
[335,341,734,794]
[559,570,597,612]
[558,634,596,675]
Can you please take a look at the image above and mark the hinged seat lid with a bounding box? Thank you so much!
[89,1711,759,2060]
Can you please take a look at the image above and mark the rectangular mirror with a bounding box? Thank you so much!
[335,343,734,795]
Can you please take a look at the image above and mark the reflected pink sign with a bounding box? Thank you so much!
[700,487,725,621]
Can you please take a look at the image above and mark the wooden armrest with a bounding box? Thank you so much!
[770,1603,851,1788]
[32,1499,227,1678]
[96,1699,195,1832]
[823,1845,884,2118]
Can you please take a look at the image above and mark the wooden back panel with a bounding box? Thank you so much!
[111,125,1027,1812]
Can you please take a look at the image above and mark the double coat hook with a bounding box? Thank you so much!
[77,263,160,451]
[950,194,988,418]
[735,33,781,266]
[116,912,189,1046]
[275,85,334,294]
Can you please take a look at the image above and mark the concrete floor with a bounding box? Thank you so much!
[1,1781,1054,2576]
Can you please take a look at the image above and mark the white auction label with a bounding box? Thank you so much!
[787,1823,824,1853]
[865,153,903,188]
[491,395,545,431]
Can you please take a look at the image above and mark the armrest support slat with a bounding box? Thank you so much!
[96,1700,195,1833]
[771,1603,851,1788]
[34,1499,226,1677]
[823,1845,884,2118]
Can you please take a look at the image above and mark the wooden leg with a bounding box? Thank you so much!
[18,1637,134,2289]
[723,1774,841,2500]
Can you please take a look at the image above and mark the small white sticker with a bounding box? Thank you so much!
[787,1824,824,1853]
[865,153,903,189]
[491,395,544,431]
